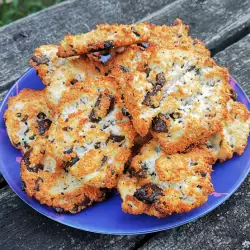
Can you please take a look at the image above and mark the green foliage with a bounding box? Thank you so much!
[0,0,65,27]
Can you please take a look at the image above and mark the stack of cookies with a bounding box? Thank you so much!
[4,20,250,217]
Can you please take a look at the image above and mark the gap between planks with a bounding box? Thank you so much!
[131,233,158,250]
[0,174,6,189]
[210,25,250,56]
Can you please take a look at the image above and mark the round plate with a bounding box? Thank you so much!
[0,68,249,235]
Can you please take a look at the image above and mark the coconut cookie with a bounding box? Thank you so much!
[124,46,232,154]
[30,44,60,86]
[30,45,104,110]
[205,99,250,162]
[105,20,209,94]
[41,77,136,188]
[58,23,152,57]
[4,89,53,153]
[117,139,214,218]
[20,140,108,214]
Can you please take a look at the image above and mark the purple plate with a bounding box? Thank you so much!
[0,68,249,235]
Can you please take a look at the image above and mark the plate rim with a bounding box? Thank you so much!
[0,68,249,235]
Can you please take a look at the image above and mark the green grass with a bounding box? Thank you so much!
[0,0,65,27]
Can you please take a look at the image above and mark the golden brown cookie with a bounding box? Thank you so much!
[118,139,214,218]
[21,77,136,191]
[149,19,210,56]
[20,139,108,213]
[205,99,250,162]
[124,46,232,154]
[105,44,153,95]
[20,76,136,213]
[30,45,104,111]
[4,89,53,153]
[58,23,152,57]
[53,77,135,188]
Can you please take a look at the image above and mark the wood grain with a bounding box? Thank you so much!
[214,33,250,96]
[0,186,146,250]
[0,89,7,102]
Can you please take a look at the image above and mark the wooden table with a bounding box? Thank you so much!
[0,0,250,249]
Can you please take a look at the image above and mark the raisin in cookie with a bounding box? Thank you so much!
[118,139,214,218]
[4,89,52,153]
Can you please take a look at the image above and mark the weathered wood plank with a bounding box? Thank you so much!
[0,185,145,250]
[139,33,250,250]
[1,0,250,94]
[139,0,250,54]
[214,33,250,97]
